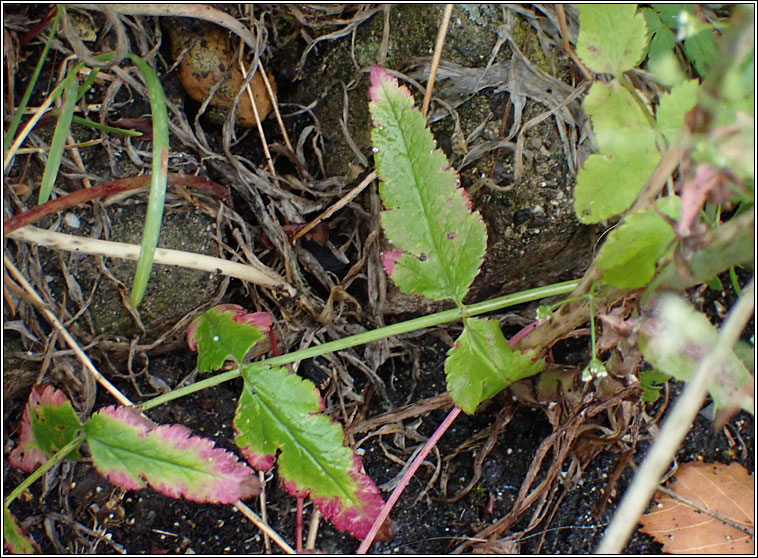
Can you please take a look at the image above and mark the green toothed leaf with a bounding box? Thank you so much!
[574,81,660,223]
[4,507,40,554]
[640,295,753,413]
[85,406,259,504]
[234,364,386,540]
[577,4,648,77]
[445,318,544,414]
[188,305,268,372]
[656,79,700,145]
[369,65,487,305]
[9,385,83,472]
[596,196,681,288]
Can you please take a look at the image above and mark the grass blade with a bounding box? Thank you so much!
[126,53,170,307]
[37,68,79,204]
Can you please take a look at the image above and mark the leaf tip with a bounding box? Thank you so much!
[369,65,390,102]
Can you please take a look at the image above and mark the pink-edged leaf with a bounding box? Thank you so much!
[445,318,544,414]
[369,65,487,305]
[187,305,269,372]
[85,406,260,504]
[9,385,83,472]
[4,507,40,554]
[235,364,389,540]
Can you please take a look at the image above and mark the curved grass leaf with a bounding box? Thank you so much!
[445,318,544,414]
[235,364,387,540]
[85,406,260,504]
[126,53,169,307]
[577,4,648,77]
[9,385,83,472]
[188,305,269,372]
[3,7,60,157]
[38,68,79,204]
[4,507,40,554]
[369,65,486,305]
[596,196,681,288]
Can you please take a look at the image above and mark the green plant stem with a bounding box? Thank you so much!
[139,279,580,412]
[588,283,598,359]
[4,431,85,508]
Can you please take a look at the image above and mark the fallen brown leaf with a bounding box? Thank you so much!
[639,461,754,554]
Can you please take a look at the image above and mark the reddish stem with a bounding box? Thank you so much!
[268,330,279,357]
[19,5,58,46]
[508,319,540,348]
[357,405,462,553]
[3,173,233,236]
[295,496,304,554]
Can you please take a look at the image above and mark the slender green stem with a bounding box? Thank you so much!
[588,283,598,357]
[4,431,85,508]
[139,279,580,411]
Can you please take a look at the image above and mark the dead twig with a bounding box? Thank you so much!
[7,226,296,296]
[421,4,453,118]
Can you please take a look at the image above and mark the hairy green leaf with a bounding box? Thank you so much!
[596,196,681,288]
[9,385,83,472]
[640,295,753,413]
[583,81,657,156]
[188,305,268,372]
[4,507,40,554]
[445,318,544,414]
[574,81,660,223]
[574,149,660,224]
[85,406,259,504]
[577,4,648,76]
[235,364,387,540]
[656,79,699,145]
[369,65,487,305]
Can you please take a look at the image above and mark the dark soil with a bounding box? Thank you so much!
[3,4,753,555]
